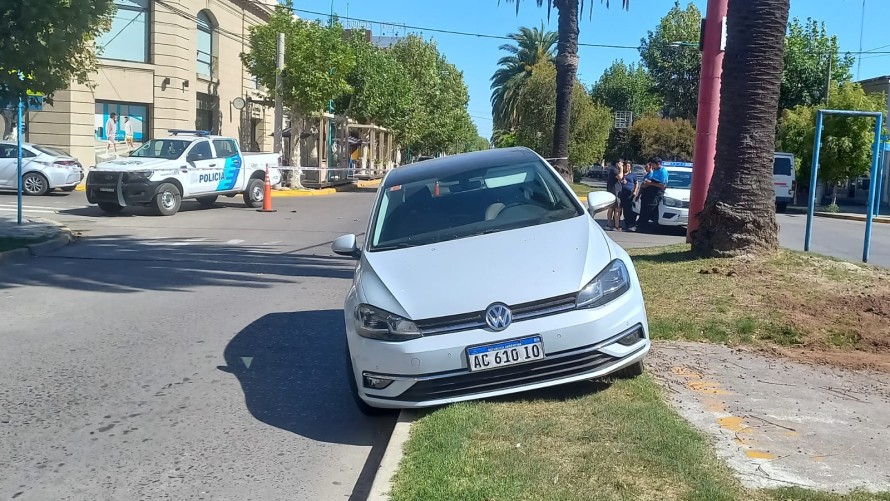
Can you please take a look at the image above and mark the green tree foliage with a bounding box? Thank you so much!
[336,34,419,144]
[777,82,886,188]
[242,3,354,163]
[515,64,611,171]
[638,2,702,120]
[388,35,475,155]
[629,116,695,162]
[780,17,855,111]
[490,25,558,132]
[590,60,660,119]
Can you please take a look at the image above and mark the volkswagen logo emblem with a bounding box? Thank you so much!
[485,303,512,331]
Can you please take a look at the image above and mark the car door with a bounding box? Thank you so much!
[211,139,243,192]
[0,144,15,187]
[186,140,222,195]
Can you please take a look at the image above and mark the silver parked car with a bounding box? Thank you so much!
[333,147,650,414]
[0,142,84,195]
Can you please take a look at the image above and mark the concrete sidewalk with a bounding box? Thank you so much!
[0,215,74,264]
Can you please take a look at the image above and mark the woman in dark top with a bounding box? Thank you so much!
[620,161,638,230]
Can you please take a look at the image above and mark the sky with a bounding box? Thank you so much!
[295,0,890,139]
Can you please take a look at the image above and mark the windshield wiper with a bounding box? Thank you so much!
[371,242,419,251]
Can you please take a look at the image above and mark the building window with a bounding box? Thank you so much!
[195,92,219,134]
[197,11,216,78]
[96,0,150,63]
[95,101,149,144]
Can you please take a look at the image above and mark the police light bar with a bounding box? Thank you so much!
[168,129,211,136]
[662,161,693,167]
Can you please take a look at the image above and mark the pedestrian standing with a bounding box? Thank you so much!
[605,159,624,230]
[123,116,134,151]
[620,161,638,230]
[636,157,669,233]
[105,112,118,156]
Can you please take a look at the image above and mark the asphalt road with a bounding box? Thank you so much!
[0,189,395,501]
[1,187,887,500]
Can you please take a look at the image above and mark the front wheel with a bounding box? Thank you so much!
[243,178,264,208]
[22,172,50,196]
[151,183,181,216]
[97,202,124,214]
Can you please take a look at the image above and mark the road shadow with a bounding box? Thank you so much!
[56,198,255,218]
[0,234,357,292]
[218,309,396,499]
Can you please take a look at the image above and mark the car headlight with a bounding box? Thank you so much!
[125,170,153,181]
[576,259,631,309]
[354,304,422,341]
[663,197,681,207]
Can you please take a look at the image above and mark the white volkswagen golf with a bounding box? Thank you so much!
[333,147,650,414]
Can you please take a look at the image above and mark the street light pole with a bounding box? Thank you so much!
[687,0,729,243]
[273,32,284,157]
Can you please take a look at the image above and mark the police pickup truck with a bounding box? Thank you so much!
[86,130,281,216]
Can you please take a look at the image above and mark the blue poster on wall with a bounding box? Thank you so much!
[94,102,148,142]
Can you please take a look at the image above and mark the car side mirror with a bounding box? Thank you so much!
[332,234,361,259]
[587,191,616,215]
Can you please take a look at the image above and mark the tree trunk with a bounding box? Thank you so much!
[552,0,579,183]
[691,0,790,257]
[1,109,15,140]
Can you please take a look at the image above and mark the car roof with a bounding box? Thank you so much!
[384,147,542,188]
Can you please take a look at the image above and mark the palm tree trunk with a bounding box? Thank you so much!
[551,0,579,182]
[691,0,790,257]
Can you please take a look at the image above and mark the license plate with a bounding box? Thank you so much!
[99,187,114,192]
[466,336,544,372]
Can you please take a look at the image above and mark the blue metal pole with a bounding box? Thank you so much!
[804,110,824,252]
[16,97,24,225]
[863,113,883,263]
[874,134,887,217]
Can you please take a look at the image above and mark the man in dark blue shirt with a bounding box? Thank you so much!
[636,157,669,232]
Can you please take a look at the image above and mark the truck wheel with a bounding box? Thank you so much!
[152,183,181,216]
[776,202,788,214]
[243,178,264,208]
[97,202,124,214]
[196,195,218,206]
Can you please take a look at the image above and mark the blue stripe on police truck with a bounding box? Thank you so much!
[216,156,242,191]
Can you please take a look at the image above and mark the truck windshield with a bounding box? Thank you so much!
[130,139,190,160]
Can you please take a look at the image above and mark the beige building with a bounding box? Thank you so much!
[23,0,277,170]
[858,75,890,206]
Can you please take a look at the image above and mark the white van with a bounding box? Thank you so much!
[774,152,796,213]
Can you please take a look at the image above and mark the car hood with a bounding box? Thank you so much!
[664,188,690,202]
[95,158,173,171]
[357,215,614,320]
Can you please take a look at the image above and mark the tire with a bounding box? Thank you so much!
[22,172,49,196]
[196,195,218,206]
[613,360,644,379]
[151,182,181,216]
[776,202,788,213]
[345,349,395,416]
[97,202,124,214]
[61,186,77,192]
[243,178,264,208]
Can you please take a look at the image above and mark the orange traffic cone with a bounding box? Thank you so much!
[257,163,276,213]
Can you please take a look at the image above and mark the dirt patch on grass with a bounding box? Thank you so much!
[630,246,890,372]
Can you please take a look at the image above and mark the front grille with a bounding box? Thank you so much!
[378,343,623,402]
[414,293,577,335]
[88,171,122,184]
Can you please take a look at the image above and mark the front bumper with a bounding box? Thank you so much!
[85,171,160,206]
[348,286,649,409]
[657,205,689,226]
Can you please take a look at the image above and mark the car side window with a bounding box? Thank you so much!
[212,139,238,158]
[0,146,12,158]
[189,141,213,161]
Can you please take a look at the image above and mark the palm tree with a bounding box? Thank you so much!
[490,25,558,132]
[503,0,629,181]
[692,0,791,257]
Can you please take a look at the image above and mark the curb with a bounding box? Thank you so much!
[0,227,75,265]
[811,212,890,224]
[367,410,416,501]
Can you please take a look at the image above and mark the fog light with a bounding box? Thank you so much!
[363,373,394,389]
[616,328,644,346]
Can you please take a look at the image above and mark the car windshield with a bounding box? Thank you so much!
[369,160,584,251]
[666,170,692,189]
[32,145,70,157]
[129,139,190,159]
